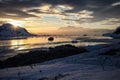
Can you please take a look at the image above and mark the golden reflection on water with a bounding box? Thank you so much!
[0,36,109,51]
[9,39,27,50]
[0,36,111,60]
[1,37,72,51]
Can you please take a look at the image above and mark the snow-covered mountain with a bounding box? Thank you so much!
[0,23,32,37]
[111,26,120,38]
[114,26,120,34]
[103,26,120,38]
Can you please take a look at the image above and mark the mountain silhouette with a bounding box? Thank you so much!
[0,23,33,37]
[103,26,120,38]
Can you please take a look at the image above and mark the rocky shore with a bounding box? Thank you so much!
[0,44,88,69]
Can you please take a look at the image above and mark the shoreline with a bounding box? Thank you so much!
[0,42,120,80]
[0,44,88,69]
[0,36,120,68]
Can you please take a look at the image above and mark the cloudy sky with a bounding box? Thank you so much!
[0,0,120,33]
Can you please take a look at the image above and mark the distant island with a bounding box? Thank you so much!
[0,23,35,38]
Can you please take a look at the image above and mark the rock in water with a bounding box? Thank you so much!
[48,37,54,41]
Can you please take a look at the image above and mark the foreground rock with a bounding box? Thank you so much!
[0,44,88,69]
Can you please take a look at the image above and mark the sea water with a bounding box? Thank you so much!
[0,36,111,60]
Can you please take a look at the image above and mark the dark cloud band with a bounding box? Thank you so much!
[0,0,120,23]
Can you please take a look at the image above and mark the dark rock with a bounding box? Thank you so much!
[0,44,88,69]
[48,37,54,41]
[38,77,49,80]
[100,49,119,56]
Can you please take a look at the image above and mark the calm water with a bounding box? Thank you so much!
[0,36,110,60]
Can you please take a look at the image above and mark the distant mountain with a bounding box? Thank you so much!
[103,26,120,38]
[57,26,112,36]
[113,26,120,34]
[0,23,34,37]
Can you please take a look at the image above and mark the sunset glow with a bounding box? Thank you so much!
[0,0,120,34]
[0,1,120,79]
[8,20,23,27]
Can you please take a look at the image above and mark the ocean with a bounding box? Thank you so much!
[0,36,111,60]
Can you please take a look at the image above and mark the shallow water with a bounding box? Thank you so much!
[0,36,110,60]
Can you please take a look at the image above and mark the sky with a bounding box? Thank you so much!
[0,0,120,34]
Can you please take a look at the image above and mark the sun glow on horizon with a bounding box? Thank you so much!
[8,20,23,27]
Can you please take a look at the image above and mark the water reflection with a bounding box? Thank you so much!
[0,36,111,60]
[0,36,72,51]
[0,36,112,51]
